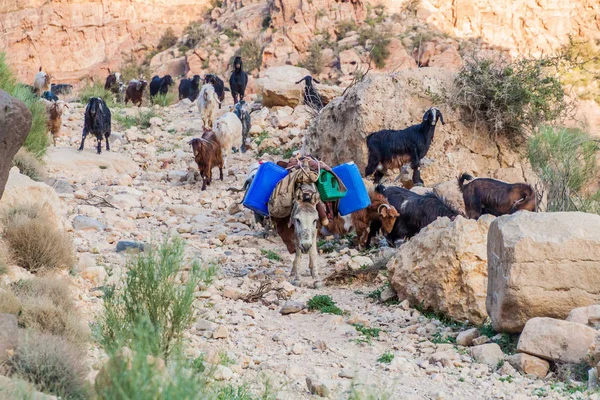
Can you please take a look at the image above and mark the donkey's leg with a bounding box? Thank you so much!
[290,251,301,285]
[309,234,322,289]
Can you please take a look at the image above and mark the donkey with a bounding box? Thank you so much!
[272,183,322,288]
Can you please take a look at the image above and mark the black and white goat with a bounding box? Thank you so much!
[149,75,174,99]
[295,75,323,112]
[79,97,111,154]
[51,83,73,96]
[229,56,248,104]
[377,184,458,245]
[233,100,251,153]
[365,107,445,186]
[204,74,226,108]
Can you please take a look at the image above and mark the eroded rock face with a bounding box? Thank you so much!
[487,212,600,333]
[517,317,598,364]
[0,91,31,201]
[387,215,494,325]
[306,69,529,186]
[0,0,210,83]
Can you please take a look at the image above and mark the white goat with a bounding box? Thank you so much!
[213,111,242,169]
[33,68,51,95]
[197,83,220,129]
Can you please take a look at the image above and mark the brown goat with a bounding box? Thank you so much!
[125,80,147,107]
[45,101,68,146]
[188,129,224,191]
[458,173,537,219]
[326,191,400,249]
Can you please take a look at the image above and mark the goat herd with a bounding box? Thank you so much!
[24,60,537,287]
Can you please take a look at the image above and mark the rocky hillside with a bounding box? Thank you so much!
[2,0,599,85]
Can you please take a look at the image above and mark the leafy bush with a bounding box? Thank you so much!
[335,20,359,41]
[377,351,394,364]
[120,54,152,82]
[12,278,89,344]
[235,39,263,73]
[0,53,50,159]
[2,205,75,273]
[260,249,281,261]
[184,21,207,48]
[153,92,175,107]
[528,126,599,212]
[307,295,344,315]
[7,331,90,399]
[299,42,325,75]
[101,237,206,358]
[158,28,178,51]
[358,28,391,68]
[12,149,44,181]
[79,82,116,107]
[452,55,568,139]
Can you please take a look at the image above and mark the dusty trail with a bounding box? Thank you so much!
[45,100,566,400]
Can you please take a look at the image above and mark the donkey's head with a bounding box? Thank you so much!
[291,184,320,254]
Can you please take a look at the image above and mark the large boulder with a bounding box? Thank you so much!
[0,90,31,200]
[255,66,341,108]
[305,68,524,186]
[487,212,600,333]
[387,215,494,325]
[517,317,598,364]
[0,167,66,230]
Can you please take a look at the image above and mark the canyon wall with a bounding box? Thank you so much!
[0,0,210,84]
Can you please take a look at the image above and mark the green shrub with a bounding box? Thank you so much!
[101,236,206,358]
[2,205,75,274]
[114,109,158,129]
[452,55,568,139]
[299,42,325,75]
[7,331,90,399]
[307,295,344,315]
[158,28,178,51]
[260,249,281,261]
[12,278,89,344]
[79,82,116,107]
[335,20,359,41]
[120,54,152,82]
[377,351,394,364]
[235,39,263,73]
[358,28,391,68]
[184,21,206,48]
[0,53,50,159]
[153,92,175,107]
[12,149,45,181]
[528,126,599,212]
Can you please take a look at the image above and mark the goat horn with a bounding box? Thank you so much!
[377,204,391,213]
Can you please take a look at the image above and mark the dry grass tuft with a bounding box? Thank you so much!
[12,148,45,182]
[0,287,21,315]
[12,278,89,344]
[2,205,75,273]
[6,330,90,399]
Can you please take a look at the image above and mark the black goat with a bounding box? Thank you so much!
[50,83,73,96]
[104,70,123,94]
[365,107,445,186]
[41,91,59,101]
[295,75,323,111]
[149,75,174,99]
[178,75,201,102]
[233,100,251,153]
[229,56,248,104]
[377,184,458,244]
[79,97,111,154]
[204,74,226,108]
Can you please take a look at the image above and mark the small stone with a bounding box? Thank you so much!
[472,335,490,346]
[213,365,233,381]
[72,215,106,231]
[291,343,304,355]
[212,325,229,339]
[470,344,504,367]
[280,301,305,315]
[81,266,107,285]
[339,369,355,379]
[196,319,217,331]
[399,299,410,310]
[497,361,518,376]
[456,328,480,346]
[306,377,330,397]
[116,241,145,253]
[380,286,396,302]
[222,286,244,300]
[242,308,255,318]
[314,340,328,351]
[506,353,550,378]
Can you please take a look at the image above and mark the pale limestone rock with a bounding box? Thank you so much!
[470,343,503,366]
[506,353,550,378]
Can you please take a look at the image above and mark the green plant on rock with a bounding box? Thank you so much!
[299,41,325,75]
[184,21,206,48]
[451,54,568,140]
[235,39,263,73]
[377,351,394,364]
[307,295,344,315]
[260,249,282,262]
[79,82,117,108]
[157,28,178,51]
